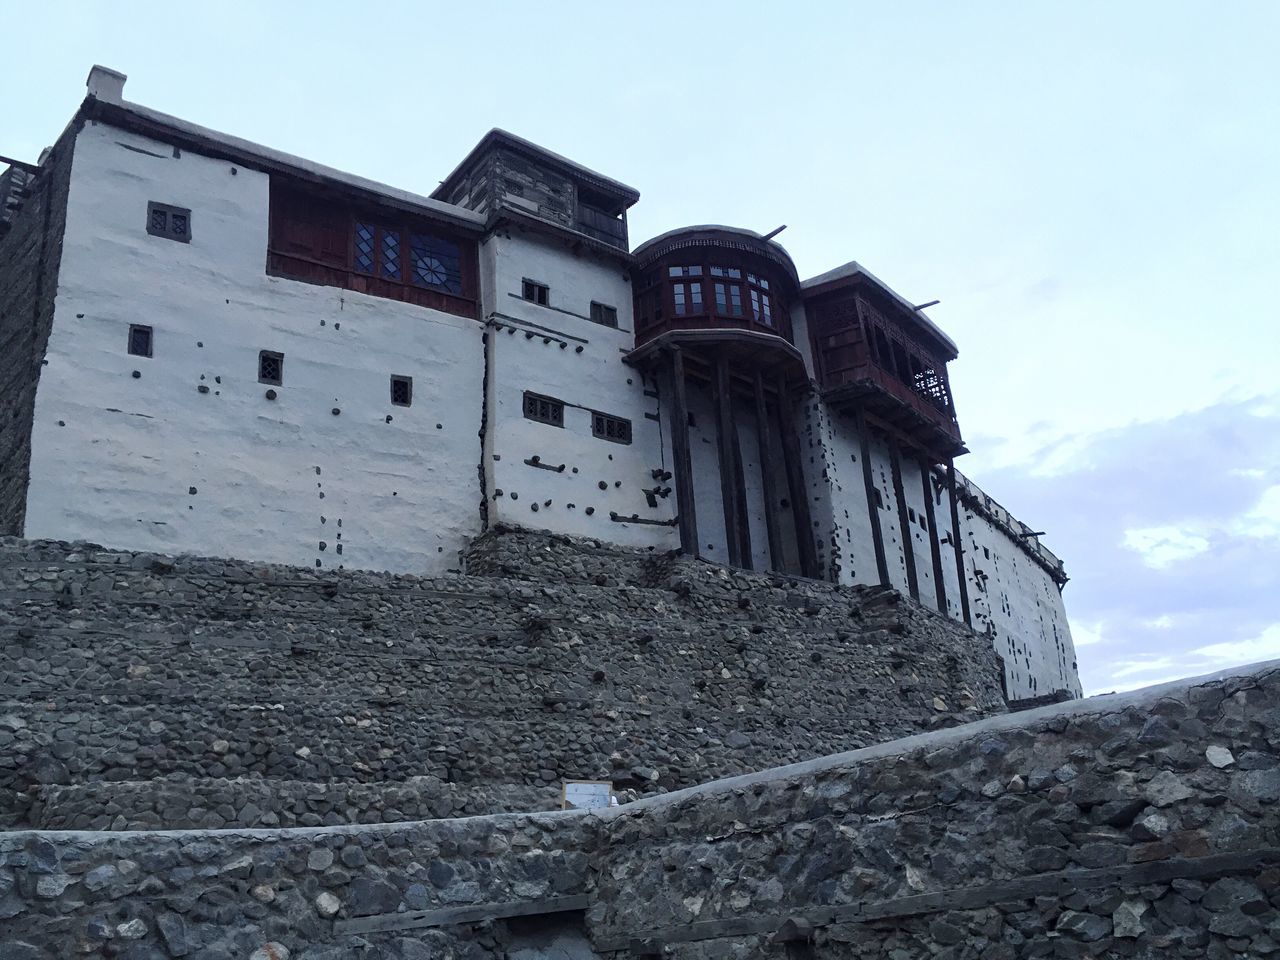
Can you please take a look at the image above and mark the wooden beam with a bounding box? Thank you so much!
[753,371,784,572]
[335,894,590,936]
[668,347,699,557]
[920,458,948,613]
[714,355,744,567]
[775,375,820,579]
[730,399,754,571]
[946,459,972,627]
[887,434,920,602]
[854,406,890,587]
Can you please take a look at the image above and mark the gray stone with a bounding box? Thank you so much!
[156,912,189,957]
[1055,910,1111,941]
[1112,899,1147,938]
[314,892,341,917]
[1240,768,1280,803]
[116,918,148,939]
[1144,770,1194,807]
[83,864,119,892]
[1205,745,1235,768]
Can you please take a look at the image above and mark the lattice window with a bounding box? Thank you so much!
[127,324,153,358]
[390,375,413,407]
[673,282,704,316]
[590,302,618,327]
[146,202,191,243]
[258,350,284,385]
[354,222,376,273]
[381,230,401,280]
[592,412,632,445]
[523,391,563,427]
[668,265,703,278]
[410,233,462,294]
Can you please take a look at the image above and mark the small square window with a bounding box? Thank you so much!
[522,279,550,306]
[390,375,413,407]
[259,350,283,385]
[127,324,153,358]
[523,391,563,427]
[592,411,632,445]
[146,201,192,243]
[590,302,618,328]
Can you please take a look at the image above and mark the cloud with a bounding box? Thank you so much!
[1122,526,1211,568]
[963,392,1280,697]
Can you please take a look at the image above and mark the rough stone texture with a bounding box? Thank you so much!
[0,134,75,536]
[0,526,1005,830]
[1,660,1276,957]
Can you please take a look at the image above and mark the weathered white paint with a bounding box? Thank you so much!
[808,403,1078,698]
[25,122,485,574]
[483,229,679,549]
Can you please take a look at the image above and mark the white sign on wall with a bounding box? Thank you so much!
[561,780,613,810]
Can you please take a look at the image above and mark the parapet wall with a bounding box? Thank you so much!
[3,661,1276,958]
[0,527,1005,831]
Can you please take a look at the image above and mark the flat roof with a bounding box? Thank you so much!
[432,128,640,207]
[802,260,959,357]
[83,97,487,234]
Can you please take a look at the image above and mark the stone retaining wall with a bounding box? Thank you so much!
[1,528,1006,830]
[1,661,1275,958]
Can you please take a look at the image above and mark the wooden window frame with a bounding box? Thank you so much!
[127,324,153,358]
[258,350,284,386]
[590,301,619,328]
[522,391,564,427]
[390,375,413,407]
[522,279,550,306]
[592,411,632,445]
[267,181,478,320]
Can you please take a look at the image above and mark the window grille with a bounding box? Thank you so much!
[522,279,550,305]
[146,202,191,243]
[523,391,563,427]
[258,350,284,385]
[590,302,618,327]
[127,324,153,358]
[390,375,413,407]
[592,411,632,445]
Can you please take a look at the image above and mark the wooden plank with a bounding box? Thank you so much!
[753,371,784,571]
[335,893,590,936]
[668,347,699,557]
[730,393,754,571]
[854,406,890,587]
[887,435,919,602]
[946,459,972,627]
[775,374,819,579]
[714,355,743,567]
[919,458,948,614]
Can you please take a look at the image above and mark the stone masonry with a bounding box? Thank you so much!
[1,660,1275,958]
[0,526,1006,832]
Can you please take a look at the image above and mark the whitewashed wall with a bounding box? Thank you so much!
[808,399,1078,698]
[483,230,679,549]
[24,122,486,574]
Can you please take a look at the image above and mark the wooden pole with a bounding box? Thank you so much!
[668,347,698,557]
[947,459,972,626]
[714,354,743,567]
[752,371,783,572]
[854,406,890,587]
[919,457,948,613]
[775,374,820,579]
[887,434,920,602]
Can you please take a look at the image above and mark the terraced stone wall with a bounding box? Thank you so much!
[1,661,1275,959]
[0,528,1006,831]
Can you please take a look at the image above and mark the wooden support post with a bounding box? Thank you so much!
[887,435,920,602]
[668,347,698,557]
[854,406,890,587]
[753,371,783,572]
[920,457,948,613]
[731,404,754,570]
[714,355,743,567]
[775,374,820,579]
[946,459,972,627]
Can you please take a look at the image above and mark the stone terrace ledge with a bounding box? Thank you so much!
[2,659,1277,958]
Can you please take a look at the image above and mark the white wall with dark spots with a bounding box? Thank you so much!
[24,122,486,574]
[483,231,679,549]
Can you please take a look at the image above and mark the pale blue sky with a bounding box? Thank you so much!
[5,1,1278,694]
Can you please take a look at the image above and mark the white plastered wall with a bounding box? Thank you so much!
[483,230,679,550]
[24,121,485,574]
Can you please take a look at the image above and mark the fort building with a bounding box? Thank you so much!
[1,66,1077,700]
